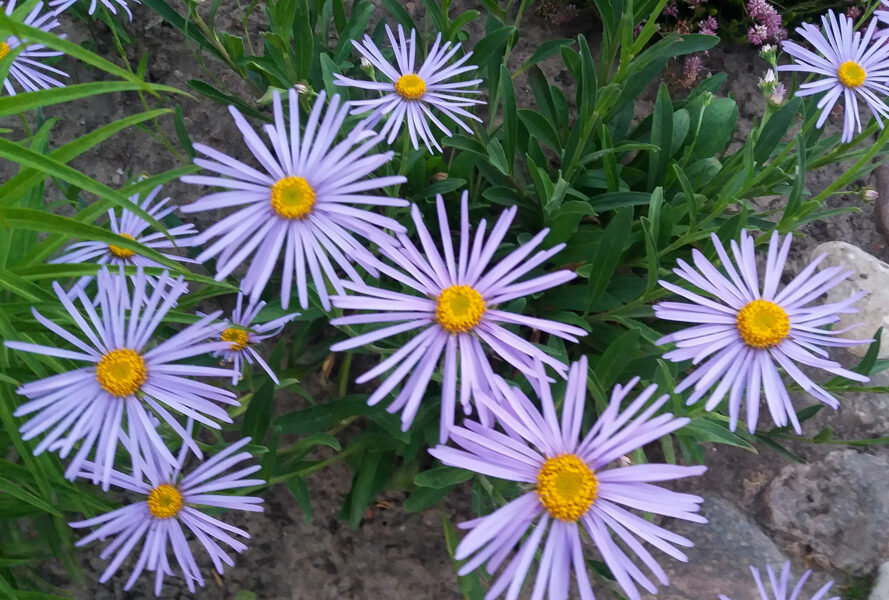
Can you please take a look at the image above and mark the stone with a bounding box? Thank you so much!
[645,496,788,600]
[766,450,889,575]
[811,241,889,358]
[870,562,889,600]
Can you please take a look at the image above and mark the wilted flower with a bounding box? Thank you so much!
[430,358,707,600]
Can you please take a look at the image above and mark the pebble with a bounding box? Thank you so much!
[811,241,889,358]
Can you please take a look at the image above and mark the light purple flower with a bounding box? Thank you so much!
[655,230,870,434]
[1,1,67,95]
[2,267,238,489]
[181,89,407,310]
[330,192,586,441]
[719,562,839,600]
[777,10,889,143]
[430,357,707,600]
[50,0,137,19]
[212,293,298,384]
[69,432,263,596]
[51,185,197,296]
[333,24,484,153]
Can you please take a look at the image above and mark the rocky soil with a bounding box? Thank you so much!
[10,1,889,598]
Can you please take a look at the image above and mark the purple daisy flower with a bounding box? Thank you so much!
[50,0,138,19]
[1,1,68,95]
[719,562,839,600]
[777,10,889,143]
[50,184,197,296]
[181,89,408,310]
[430,357,707,600]
[212,293,299,384]
[654,230,870,434]
[333,24,483,153]
[69,431,263,596]
[2,267,238,489]
[329,191,586,441]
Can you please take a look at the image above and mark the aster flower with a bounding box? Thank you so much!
[777,10,889,143]
[3,267,238,489]
[333,24,483,153]
[69,432,263,596]
[50,0,137,19]
[51,184,197,296]
[429,357,707,600]
[719,562,839,600]
[212,293,298,384]
[181,89,407,310]
[0,0,67,95]
[329,192,587,441]
[654,230,870,434]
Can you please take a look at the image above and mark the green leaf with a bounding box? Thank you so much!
[0,82,180,119]
[404,485,452,512]
[286,477,313,522]
[0,476,62,516]
[691,97,738,159]
[754,97,802,163]
[242,379,276,441]
[349,449,382,528]
[648,84,673,191]
[515,38,574,76]
[518,109,560,152]
[382,0,419,34]
[586,206,633,310]
[594,327,639,389]
[472,26,515,64]
[498,64,517,172]
[684,417,757,451]
[414,466,473,488]
[274,395,379,434]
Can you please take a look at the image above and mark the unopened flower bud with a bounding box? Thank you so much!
[430,172,448,182]
[293,83,309,95]
[360,57,373,71]
[863,187,879,202]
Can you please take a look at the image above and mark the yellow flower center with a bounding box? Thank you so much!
[270,176,316,220]
[146,484,183,519]
[837,60,866,88]
[108,233,137,259]
[0,42,9,61]
[736,299,790,349]
[435,285,486,333]
[536,454,598,522]
[95,348,147,397]
[221,327,249,351]
[394,73,426,100]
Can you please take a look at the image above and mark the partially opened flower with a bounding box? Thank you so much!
[333,24,483,152]
[51,184,197,295]
[50,0,138,19]
[3,267,237,489]
[1,1,68,95]
[69,433,263,596]
[777,10,889,142]
[655,230,870,434]
[329,192,586,441]
[181,89,407,310]
[212,293,298,384]
[430,357,707,600]
[719,562,839,600]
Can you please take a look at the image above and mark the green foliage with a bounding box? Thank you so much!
[4,0,889,597]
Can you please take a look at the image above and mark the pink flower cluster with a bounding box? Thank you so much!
[747,0,787,46]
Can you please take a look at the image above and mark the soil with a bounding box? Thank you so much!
[11,1,889,598]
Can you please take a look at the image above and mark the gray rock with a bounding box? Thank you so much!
[811,242,889,358]
[870,562,889,600]
[766,450,889,575]
[645,496,788,600]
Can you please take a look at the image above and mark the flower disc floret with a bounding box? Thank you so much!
[736,299,790,348]
[0,42,9,61]
[270,176,316,220]
[837,60,866,88]
[146,484,183,519]
[95,348,147,397]
[221,327,249,351]
[436,285,485,333]
[536,454,598,522]
[107,233,136,259]
[394,73,426,100]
